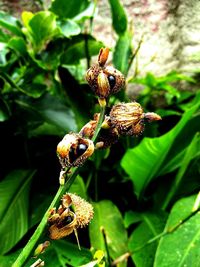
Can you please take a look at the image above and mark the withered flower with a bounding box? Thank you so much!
[79,113,119,148]
[57,133,94,168]
[86,48,125,99]
[110,102,161,136]
[48,193,94,240]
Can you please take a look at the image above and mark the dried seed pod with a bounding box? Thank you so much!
[110,102,161,136]
[48,194,94,241]
[79,114,119,148]
[57,133,94,168]
[85,48,125,99]
[49,210,77,240]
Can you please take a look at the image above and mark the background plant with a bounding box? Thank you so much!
[0,0,200,266]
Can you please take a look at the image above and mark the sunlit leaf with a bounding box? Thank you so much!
[7,37,27,56]
[108,0,127,35]
[58,19,81,38]
[129,212,167,267]
[113,30,132,76]
[89,200,128,266]
[50,0,90,19]
[24,11,59,52]
[121,103,200,198]
[154,195,200,267]
[44,240,92,267]
[0,11,22,36]
[0,169,35,255]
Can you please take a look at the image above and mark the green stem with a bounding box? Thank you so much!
[12,105,106,267]
[92,104,105,142]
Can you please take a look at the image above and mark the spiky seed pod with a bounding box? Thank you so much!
[48,194,94,240]
[67,193,94,228]
[110,102,161,136]
[57,133,94,168]
[86,48,125,99]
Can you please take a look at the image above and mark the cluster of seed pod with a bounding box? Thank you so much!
[50,47,161,245]
[56,47,161,166]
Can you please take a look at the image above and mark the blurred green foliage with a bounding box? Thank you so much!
[0,0,200,266]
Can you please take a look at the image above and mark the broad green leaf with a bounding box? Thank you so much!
[44,240,92,267]
[154,195,200,267]
[61,35,103,65]
[121,103,199,198]
[50,0,90,19]
[58,19,81,38]
[113,31,132,76]
[160,134,200,176]
[17,94,77,133]
[124,211,142,228]
[108,0,127,35]
[73,2,97,23]
[89,200,128,266]
[0,169,35,255]
[129,212,167,267]
[0,11,22,36]
[162,133,200,209]
[21,11,34,28]
[69,175,88,199]
[24,11,59,52]
[7,37,27,56]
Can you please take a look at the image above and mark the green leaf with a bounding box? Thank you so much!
[0,98,10,121]
[7,37,27,56]
[58,19,81,38]
[89,200,128,266]
[0,42,9,65]
[108,0,127,35]
[154,195,200,267]
[113,31,132,76]
[0,11,22,36]
[50,0,90,19]
[0,169,35,255]
[24,11,59,52]
[61,35,103,65]
[45,240,92,267]
[129,212,167,267]
[121,103,200,198]
[162,132,200,209]
[159,133,200,176]
[124,211,142,228]
[69,175,88,199]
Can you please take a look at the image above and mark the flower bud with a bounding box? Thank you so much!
[57,133,94,168]
[110,102,161,136]
[98,47,109,67]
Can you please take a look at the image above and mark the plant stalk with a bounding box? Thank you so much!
[12,105,106,267]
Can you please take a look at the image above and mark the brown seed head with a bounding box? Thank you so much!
[110,102,144,136]
[85,48,125,99]
[48,193,94,240]
[57,133,94,168]
[110,102,162,136]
